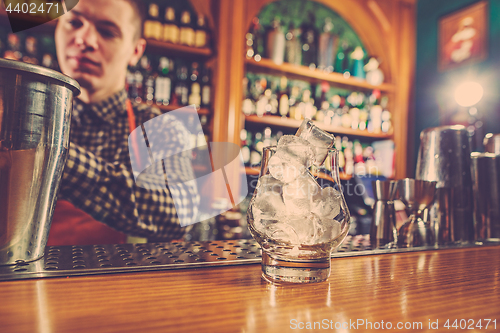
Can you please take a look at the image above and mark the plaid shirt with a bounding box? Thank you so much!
[58,89,199,240]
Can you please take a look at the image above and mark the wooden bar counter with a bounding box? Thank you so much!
[1,245,499,333]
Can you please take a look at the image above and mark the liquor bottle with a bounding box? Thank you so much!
[195,14,209,48]
[22,36,38,65]
[365,58,384,86]
[175,64,189,106]
[254,78,268,117]
[163,7,180,44]
[200,68,211,108]
[381,110,392,133]
[250,132,263,166]
[179,11,195,47]
[125,66,135,98]
[301,14,318,68]
[188,82,201,106]
[351,46,366,79]
[130,64,143,103]
[266,17,285,65]
[144,3,162,40]
[130,56,149,103]
[188,62,201,106]
[285,23,302,65]
[334,41,347,73]
[143,56,156,105]
[262,127,273,147]
[155,57,172,106]
[331,95,342,127]
[335,136,345,173]
[240,129,251,166]
[278,76,289,118]
[249,17,264,60]
[3,33,22,61]
[41,53,56,69]
[317,18,336,72]
[190,62,200,82]
[288,86,301,120]
[302,89,316,120]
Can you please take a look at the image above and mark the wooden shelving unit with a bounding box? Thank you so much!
[244,115,393,139]
[145,39,212,58]
[245,57,395,93]
[141,102,210,116]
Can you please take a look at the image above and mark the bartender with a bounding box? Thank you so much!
[47,0,199,245]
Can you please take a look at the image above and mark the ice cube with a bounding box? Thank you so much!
[268,151,305,183]
[264,221,299,244]
[317,218,342,242]
[285,213,324,245]
[296,119,335,165]
[277,135,316,164]
[268,135,315,183]
[282,172,322,215]
[312,186,342,218]
[253,175,286,218]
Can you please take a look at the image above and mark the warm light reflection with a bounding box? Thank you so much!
[454,81,483,107]
[36,281,51,333]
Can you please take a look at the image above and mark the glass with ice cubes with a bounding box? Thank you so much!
[247,119,350,283]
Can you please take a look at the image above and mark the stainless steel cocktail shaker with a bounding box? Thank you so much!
[415,125,474,244]
[471,152,500,241]
[0,59,80,265]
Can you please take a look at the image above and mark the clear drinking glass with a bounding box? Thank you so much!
[247,145,350,283]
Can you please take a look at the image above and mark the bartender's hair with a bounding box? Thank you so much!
[124,0,146,40]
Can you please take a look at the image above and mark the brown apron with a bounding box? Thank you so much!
[47,99,138,246]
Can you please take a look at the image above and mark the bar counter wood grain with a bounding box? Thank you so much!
[1,246,499,333]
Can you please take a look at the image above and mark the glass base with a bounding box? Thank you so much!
[261,252,331,283]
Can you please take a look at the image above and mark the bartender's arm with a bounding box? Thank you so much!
[58,109,199,240]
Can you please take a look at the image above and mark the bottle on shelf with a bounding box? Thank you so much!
[317,18,336,72]
[144,3,163,40]
[288,85,301,120]
[154,57,172,106]
[163,7,180,44]
[302,89,316,120]
[174,63,189,106]
[179,10,195,47]
[41,53,56,69]
[278,76,289,118]
[240,129,251,166]
[350,46,366,79]
[22,36,38,65]
[285,23,302,66]
[300,14,318,68]
[143,56,156,105]
[334,40,348,74]
[250,132,263,166]
[248,17,264,60]
[195,14,209,48]
[188,62,201,106]
[266,17,285,65]
[3,33,22,61]
[200,67,211,108]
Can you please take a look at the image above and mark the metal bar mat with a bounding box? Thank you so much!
[1,236,499,281]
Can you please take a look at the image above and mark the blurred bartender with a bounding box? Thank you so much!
[47,0,199,245]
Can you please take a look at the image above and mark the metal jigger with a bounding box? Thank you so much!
[397,179,437,247]
[370,180,398,248]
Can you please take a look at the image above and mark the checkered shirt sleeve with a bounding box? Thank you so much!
[58,90,199,240]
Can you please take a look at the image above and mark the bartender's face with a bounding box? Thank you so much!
[55,0,145,100]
